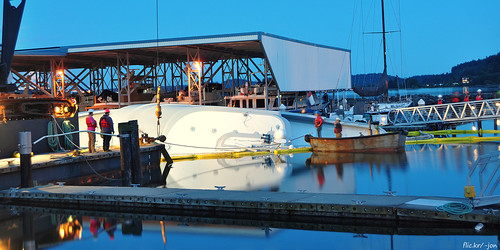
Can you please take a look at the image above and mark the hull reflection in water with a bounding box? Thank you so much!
[306,151,408,168]
[166,155,290,190]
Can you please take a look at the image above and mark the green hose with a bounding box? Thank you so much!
[436,202,473,215]
[47,121,59,151]
[62,120,75,150]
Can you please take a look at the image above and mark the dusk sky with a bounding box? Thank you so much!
[5,0,500,78]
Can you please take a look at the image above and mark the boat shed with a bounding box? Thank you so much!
[10,32,351,107]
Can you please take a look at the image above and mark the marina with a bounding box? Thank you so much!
[0,0,499,249]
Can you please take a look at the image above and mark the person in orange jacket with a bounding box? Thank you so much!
[314,112,323,137]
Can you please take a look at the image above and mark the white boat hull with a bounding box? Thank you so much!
[79,103,292,156]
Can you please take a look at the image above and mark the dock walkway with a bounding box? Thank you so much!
[0,144,164,189]
[1,185,499,226]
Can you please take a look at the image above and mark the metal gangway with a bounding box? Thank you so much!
[388,98,500,126]
[467,152,500,207]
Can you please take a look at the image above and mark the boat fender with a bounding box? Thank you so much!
[304,134,311,143]
[274,129,286,141]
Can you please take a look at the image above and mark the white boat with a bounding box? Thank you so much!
[78,103,291,156]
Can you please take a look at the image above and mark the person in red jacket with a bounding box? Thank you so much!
[476,89,483,100]
[464,91,470,102]
[86,109,97,153]
[99,108,114,151]
[314,112,323,137]
[334,117,343,138]
[451,92,460,103]
[437,95,444,104]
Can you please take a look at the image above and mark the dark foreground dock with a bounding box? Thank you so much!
[0,144,164,190]
[1,185,499,228]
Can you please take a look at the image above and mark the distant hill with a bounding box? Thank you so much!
[353,52,500,89]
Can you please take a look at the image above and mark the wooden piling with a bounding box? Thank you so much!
[19,132,33,188]
[118,120,142,186]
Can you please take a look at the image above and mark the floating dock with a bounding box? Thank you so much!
[0,144,164,190]
[1,185,499,228]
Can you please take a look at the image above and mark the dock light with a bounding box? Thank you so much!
[471,106,475,110]
[54,106,61,113]
[381,116,387,125]
[193,61,202,71]
[301,109,306,114]
[57,70,64,76]
[497,119,500,126]
[496,102,500,107]
[472,125,477,131]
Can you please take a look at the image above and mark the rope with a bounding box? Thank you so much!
[47,121,62,151]
[436,202,473,215]
[165,141,281,151]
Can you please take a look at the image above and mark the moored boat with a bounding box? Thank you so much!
[304,131,407,153]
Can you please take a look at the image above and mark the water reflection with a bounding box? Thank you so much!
[0,211,82,249]
[1,207,499,250]
[166,154,290,190]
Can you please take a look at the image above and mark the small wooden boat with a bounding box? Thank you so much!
[304,131,407,153]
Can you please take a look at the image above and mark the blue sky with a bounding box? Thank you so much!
[5,0,500,77]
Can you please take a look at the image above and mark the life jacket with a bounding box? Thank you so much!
[464,95,470,102]
[476,95,482,101]
[314,116,323,128]
[100,115,111,128]
[86,116,97,130]
[437,100,443,104]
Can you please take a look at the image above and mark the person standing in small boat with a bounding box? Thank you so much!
[334,117,342,138]
[86,109,97,153]
[99,108,114,152]
[314,112,323,137]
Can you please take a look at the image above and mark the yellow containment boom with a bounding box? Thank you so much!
[407,129,500,137]
[406,136,500,145]
[166,147,313,162]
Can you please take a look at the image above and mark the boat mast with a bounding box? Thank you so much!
[381,0,389,101]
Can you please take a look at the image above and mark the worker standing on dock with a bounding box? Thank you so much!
[314,112,323,137]
[86,109,97,153]
[334,117,342,138]
[99,108,114,152]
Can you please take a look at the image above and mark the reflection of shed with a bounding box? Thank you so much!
[12,32,351,109]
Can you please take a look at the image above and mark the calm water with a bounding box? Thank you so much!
[1,142,500,249]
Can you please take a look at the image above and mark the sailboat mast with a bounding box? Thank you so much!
[381,0,387,73]
[381,0,388,101]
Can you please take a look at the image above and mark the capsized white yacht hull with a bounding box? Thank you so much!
[79,103,291,156]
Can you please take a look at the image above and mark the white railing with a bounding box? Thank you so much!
[388,98,500,126]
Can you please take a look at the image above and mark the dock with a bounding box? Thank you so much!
[2,185,499,228]
[0,144,164,190]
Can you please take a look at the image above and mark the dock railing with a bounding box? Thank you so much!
[388,98,500,126]
[467,151,500,198]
